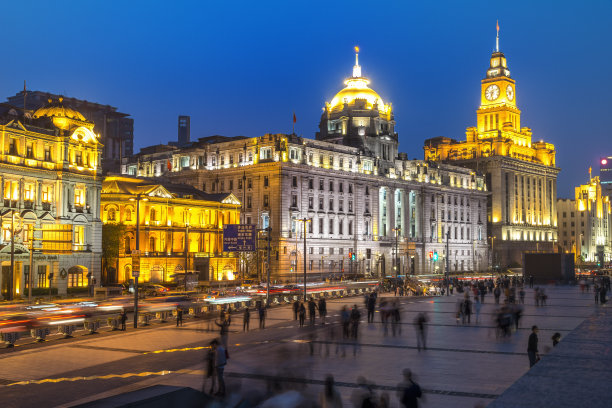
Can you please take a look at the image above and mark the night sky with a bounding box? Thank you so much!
[2,1,610,197]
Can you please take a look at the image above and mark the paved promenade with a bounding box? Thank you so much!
[0,285,600,407]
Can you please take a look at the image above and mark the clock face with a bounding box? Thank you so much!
[506,85,514,101]
[485,84,500,101]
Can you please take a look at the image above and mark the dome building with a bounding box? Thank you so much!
[317,47,398,173]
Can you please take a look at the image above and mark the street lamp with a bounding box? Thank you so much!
[491,236,497,272]
[129,194,148,328]
[296,217,311,301]
[392,227,401,278]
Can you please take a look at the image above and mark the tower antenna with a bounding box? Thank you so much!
[496,20,500,52]
[353,46,361,77]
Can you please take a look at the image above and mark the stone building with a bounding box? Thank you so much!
[124,50,489,281]
[6,90,134,174]
[424,28,559,268]
[0,99,103,299]
[101,176,240,284]
[558,172,611,266]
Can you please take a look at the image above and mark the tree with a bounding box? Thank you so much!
[102,223,126,284]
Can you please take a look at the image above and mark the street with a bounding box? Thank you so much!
[0,285,597,407]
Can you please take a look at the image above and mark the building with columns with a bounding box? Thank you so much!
[424,27,559,268]
[100,176,240,284]
[124,49,489,281]
[558,171,611,266]
[0,98,103,299]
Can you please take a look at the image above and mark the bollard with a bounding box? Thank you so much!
[84,320,100,334]
[107,316,120,331]
[1,331,20,347]
[139,313,151,326]
[31,327,51,342]
[58,324,76,338]
[156,311,169,322]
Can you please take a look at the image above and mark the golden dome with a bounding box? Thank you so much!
[330,80,385,111]
[328,48,389,113]
[33,97,87,122]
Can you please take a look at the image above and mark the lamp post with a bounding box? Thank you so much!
[392,227,401,278]
[491,236,497,273]
[129,194,148,328]
[445,229,450,296]
[296,217,311,301]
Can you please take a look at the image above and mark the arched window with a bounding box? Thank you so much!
[149,236,156,252]
[124,236,131,254]
[125,208,132,222]
[108,207,116,221]
[150,208,157,221]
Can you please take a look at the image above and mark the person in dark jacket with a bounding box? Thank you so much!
[298,302,306,327]
[367,294,376,323]
[243,307,250,332]
[293,300,300,320]
[318,298,327,324]
[308,298,318,325]
[120,309,128,331]
[397,369,422,408]
[528,325,540,367]
[176,307,183,327]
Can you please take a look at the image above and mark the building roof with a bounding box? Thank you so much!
[102,176,240,205]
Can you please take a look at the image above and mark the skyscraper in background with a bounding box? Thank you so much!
[178,115,190,146]
[600,156,612,197]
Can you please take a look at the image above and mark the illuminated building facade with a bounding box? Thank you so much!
[424,28,559,267]
[124,51,489,280]
[0,99,103,299]
[6,90,134,174]
[558,173,611,264]
[101,176,240,284]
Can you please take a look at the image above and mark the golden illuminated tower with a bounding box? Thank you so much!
[317,47,397,172]
[424,23,560,268]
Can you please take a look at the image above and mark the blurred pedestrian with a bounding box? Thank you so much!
[176,306,183,327]
[259,305,266,329]
[308,298,318,325]
[211,339,227,396]
[414,313,427,351]
[319,297,327,325]
[367,293,376,323]
[397,369,422,408]
[299,302,306,327]
[243,307,250,332]
[552,332,561,347]
[120,309,127,331]
[528,325,540,368]
[319,375,343,408]
[350,305,361,339]
[293,299,299,320]
[215,317,230,349]
[203,340,216,394]
[474,297,482,323]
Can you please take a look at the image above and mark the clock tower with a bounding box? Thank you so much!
[476,23,522,139]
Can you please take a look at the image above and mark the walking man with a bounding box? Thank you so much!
[211,339,227,396]
[120,309,127,331]
[367,293,376,323]
[397,369,422,408]
[258,305,266,329]
[176,306,183,327]
[293,299,299,320]
[243,307,250,332]
[414,313,427,351]
[308,298,318,325]
[318,297,327,324]
[528,325,540,368]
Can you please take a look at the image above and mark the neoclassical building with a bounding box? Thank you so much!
[0,99,102,299]
[101,176,240,284]
[424,29,559,268]
[124,50,489,281]
[558,172,611,265]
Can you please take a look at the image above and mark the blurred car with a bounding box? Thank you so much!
[142,284,169,297]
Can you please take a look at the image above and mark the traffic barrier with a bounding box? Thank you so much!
[272,297,280,305]
[1,332,20,347]
[58,324,76,338]
[156,311,170,322]
[31,327,51,342]
[108,316,120,331]
[331,291,337,297]
[139,313,152,326]
[234,302,241,310]
[84,320,100,334]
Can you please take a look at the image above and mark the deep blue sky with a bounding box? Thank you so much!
[2,0,610,197]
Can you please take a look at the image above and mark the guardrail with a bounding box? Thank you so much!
[0,285,377,348]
